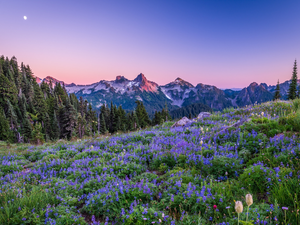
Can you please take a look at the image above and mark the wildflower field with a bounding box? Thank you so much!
[1,100,300,225]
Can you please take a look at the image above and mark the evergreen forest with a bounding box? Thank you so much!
[0,56,171,144]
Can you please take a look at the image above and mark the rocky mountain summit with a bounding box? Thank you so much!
[34,73,298,113]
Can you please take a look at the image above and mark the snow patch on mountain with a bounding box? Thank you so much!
[64,73,158,95]
[136,96,143,101]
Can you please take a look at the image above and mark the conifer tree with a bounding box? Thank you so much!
[0,54,119,142]
[126,113,133,131]
[152,111,162,125]
[22,114,33,143]
[33,81,47,117]
[288,60,298,100]
[6,100,18,130]
[51,111,60,140]
[97,113,100,134]
[31,123,45,145]
[110,101,116,133]
[0,106,12,141]
[132,111,139,130]
[0,73,18,106]
[18,93,27,120]
[161,103,172,121]
[59,99,77,139]
[135,101,151,128]
[10,56,22,89]
[273,80,281,100]
[118,105,127,128]
[100,113,106,134]
[116,116,121,131]
[79,97,85,117]
[76,113,86,138]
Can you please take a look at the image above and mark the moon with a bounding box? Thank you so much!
[24,16,27,20]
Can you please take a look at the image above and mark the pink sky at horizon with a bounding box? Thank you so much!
[1,0,299,89]
[6,52,294,89]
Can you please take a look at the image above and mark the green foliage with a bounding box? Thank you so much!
[273,79,281,100]
[239,165,275,194]
[292,98,300,111]
[121,205,166,225]
[169,102,212,119]
[278,110,300,132]
[271,177,300,221]
[288,60,298,100]
[0,185,60,224]
[30,123,45,145]
[203,156,242,178]
[241,118,284,138]
[135,100,151,128]
[0,107,13,141]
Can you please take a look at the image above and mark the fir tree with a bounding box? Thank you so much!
[132,111,139,130]
[161,103,172,121]
[0,73,18,106]
[288,60,298,100]
[116,116,121,131]
[32,81,47,120]
[31,123,45,145]
[0,106,12,141]
[135,101,151,128]
[110,101,116,133]
[100,113,106,134]
[273,80,281,100]
[59,99,77,139]
[22,114,33,143]
[51,111,60,140]
[97,113,100,134]
[76,113,86,138]
[152,111,162,125]
[6,100,18,129]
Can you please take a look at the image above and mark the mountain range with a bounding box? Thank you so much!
[35,73,298,113]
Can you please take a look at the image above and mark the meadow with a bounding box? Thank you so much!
[1,100,300,225]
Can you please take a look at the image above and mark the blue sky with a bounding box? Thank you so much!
[1,0,300,88]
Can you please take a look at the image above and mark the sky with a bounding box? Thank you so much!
[1,0,300,89]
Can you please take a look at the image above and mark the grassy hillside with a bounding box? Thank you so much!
[0,100,300,224]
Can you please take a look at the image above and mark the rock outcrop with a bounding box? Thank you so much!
[171,117,192,128]
[197,112,211,120]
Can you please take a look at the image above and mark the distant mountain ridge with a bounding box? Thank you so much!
[34,73,299,113]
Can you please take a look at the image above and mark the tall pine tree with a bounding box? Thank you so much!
[0,106,13,141]
[288,60,298,100]
[100,113,106,134]
[273,80,281,100]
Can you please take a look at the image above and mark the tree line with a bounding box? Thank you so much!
[0,55,170,143]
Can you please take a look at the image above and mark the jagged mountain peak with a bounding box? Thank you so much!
[133,73,147,83]
[174,77,193,86]
[115,75,128,83]
[175,77,184,82]
[43,76,66,85]
[36,73,291,111]
[163,77,194,88]
[132,73,158,92]
[249,82,258,87]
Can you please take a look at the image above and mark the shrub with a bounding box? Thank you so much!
[270,177,300,223]
[0,185,60,224]
[239,165,275,194]
[279,111,300,132]
[204,156,242,179]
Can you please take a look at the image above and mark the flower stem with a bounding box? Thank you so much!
[285,210,287,225]
[246,206,249,222]
[238,213,240,225]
